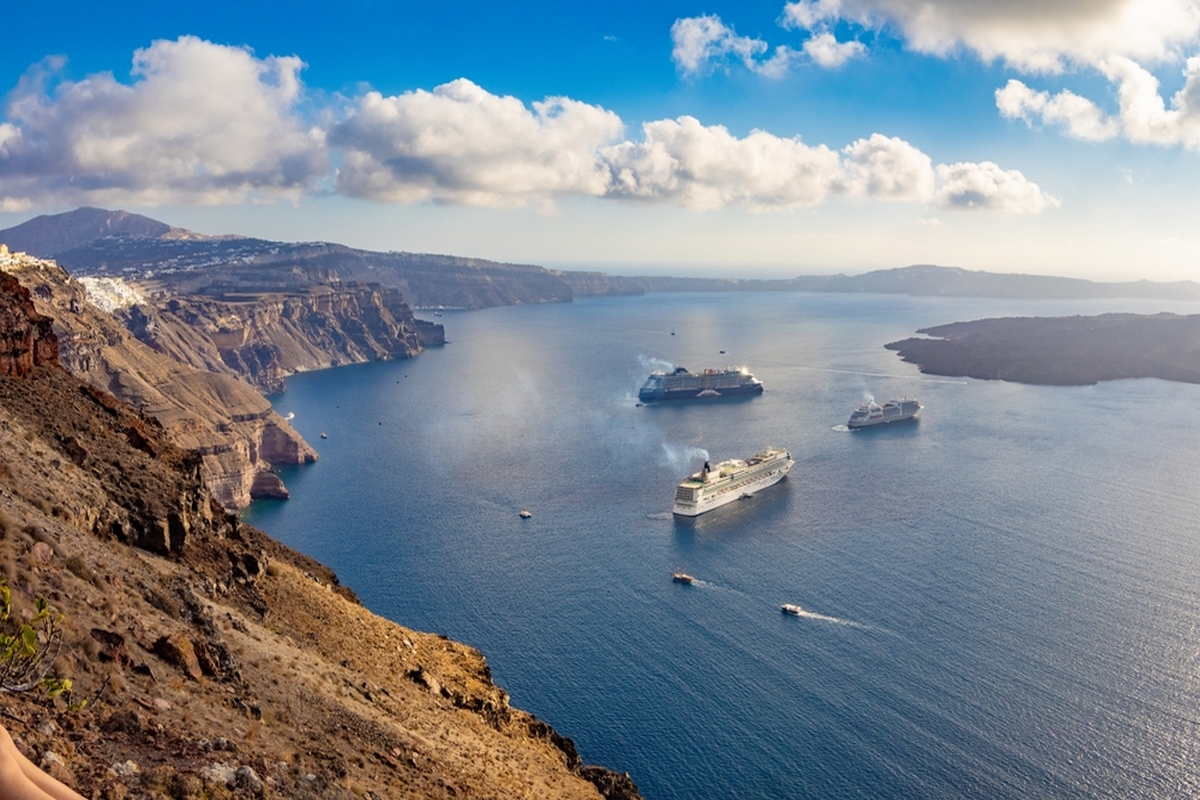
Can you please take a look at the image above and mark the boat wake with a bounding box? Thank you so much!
[831,424,851,432]
[646,511,674,520]
[784,606,873,630]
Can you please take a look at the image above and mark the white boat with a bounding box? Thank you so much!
[847,398,921,428]
[672,446,793,517]
[781,604,804,615]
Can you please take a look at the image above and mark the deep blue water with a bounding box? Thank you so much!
[246,292,1200,800]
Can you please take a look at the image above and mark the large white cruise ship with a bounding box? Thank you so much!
[672,446,793,517]
[847,398,921,428]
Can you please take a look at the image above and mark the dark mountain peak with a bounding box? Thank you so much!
[0,206,217,258]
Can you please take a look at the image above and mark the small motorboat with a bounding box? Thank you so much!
[319,432,328,439]
[519,509,532,519]
[672,571,695,584]
[781,604,804,615]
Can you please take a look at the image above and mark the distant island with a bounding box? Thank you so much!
[887,313,1200,385]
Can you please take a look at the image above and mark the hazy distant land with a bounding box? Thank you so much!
[3,208,1200,306]
[887,314,1200,385]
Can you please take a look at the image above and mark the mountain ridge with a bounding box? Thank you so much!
[0,207,216,257]
[4,208,1196,305]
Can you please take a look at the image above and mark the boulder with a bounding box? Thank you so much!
[154,633,203,680]
[90,629,134,667]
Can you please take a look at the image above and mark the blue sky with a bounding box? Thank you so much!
[2,0,1200,280]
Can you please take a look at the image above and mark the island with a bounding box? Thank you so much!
[886,313,1200,386]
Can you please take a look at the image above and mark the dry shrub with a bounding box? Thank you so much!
[145,589,180,619]
[0,510,16,540]
[78,634,101,661]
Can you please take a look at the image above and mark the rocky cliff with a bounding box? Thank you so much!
[0,264,640,800]
[1,252,317,509]
[0,266,58,378]
[119,282,436,394]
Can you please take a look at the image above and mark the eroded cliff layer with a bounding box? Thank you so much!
[0,263,640,800]
[120,282,435,394]
[0,270,58,377]
[2,254,316,509]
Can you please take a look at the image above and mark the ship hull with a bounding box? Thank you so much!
[672,450,793,517]
[640,383,764,402]
[846,410,919,428]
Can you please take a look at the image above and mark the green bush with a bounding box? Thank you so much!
[0,582,73,700]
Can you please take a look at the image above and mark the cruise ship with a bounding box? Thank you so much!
[847,398,922,428]
[673,446,793,517]
[638,366,763,402]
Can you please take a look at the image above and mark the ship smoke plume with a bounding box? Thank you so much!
[661,444,709,472]
[638,355,674,374]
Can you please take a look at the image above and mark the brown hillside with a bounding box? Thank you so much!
[0,270,640,798]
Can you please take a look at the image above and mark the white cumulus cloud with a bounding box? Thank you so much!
[0,41,1054,217]
[803,32,867,67]
[842,134,935,200]
[934,161,1059,213]
[782,0,1200,72]
[995,79,1120,141]
[673,12,863,74]
[671,15,798,77]
[600,117,844,209]
[1100,55,1200,147]
[329,80,1052,214]
[0,36,327,206]
[330,79,624,206]
[997,57,1200,150]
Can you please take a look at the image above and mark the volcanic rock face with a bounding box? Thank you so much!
[121,282,433,393]
[3,252,316,508]
[0,266,58,377]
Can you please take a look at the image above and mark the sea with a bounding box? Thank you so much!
[245,291,1200,800]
